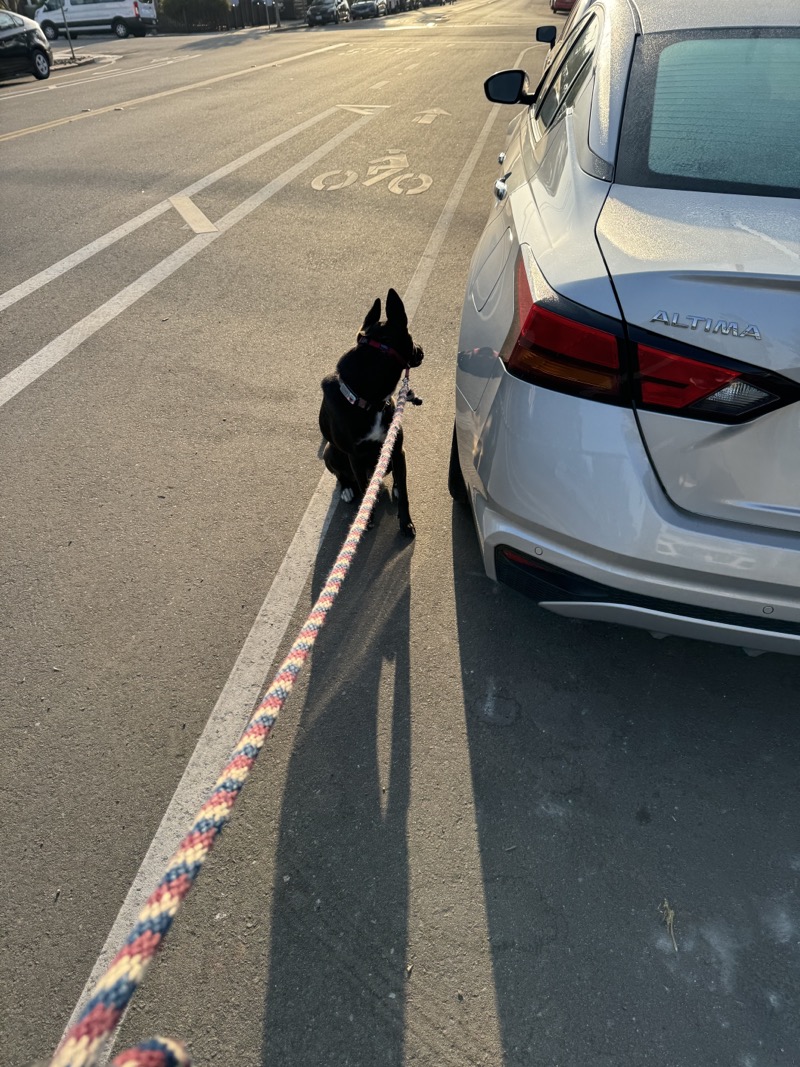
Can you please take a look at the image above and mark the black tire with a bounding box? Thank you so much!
[32,48,51,79]
[112,18,130,37]
[448,422,469,504]
[41,21,57,40]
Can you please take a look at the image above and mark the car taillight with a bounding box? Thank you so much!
[133,0,139,14]
[502,253,625,402]
[635,344,780,419]
[503,255,798,423]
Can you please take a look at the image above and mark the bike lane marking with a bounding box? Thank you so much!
[0,108,381,410]
[0,105,344,313]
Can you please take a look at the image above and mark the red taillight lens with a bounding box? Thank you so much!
[505,257,623,399]
[133,0,139,14]
[637,345,738,408]
[502,257,794,421]
[506,304,622,397]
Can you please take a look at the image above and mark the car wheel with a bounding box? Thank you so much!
[41,21,57,40]
[112,18,130,37]
[32,48,51,79]
[448,423,469,504]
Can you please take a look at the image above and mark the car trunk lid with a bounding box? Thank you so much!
[596,185,800,533]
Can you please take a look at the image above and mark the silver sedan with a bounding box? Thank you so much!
[451,0,800,655]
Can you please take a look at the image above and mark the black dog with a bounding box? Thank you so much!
[319,288,424,537]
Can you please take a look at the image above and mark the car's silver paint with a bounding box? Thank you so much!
[585,0,635,165]
[596,187,800,376]
[630,0,799,34]
[457,378,800,613]
[454,0,800,652]
[596,186,800,532]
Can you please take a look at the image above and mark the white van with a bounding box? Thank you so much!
[35,0,157,39]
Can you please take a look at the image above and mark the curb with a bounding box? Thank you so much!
[53,55,98,68]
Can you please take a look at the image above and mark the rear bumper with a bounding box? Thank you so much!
[455,374,800,654]
[495,546,800,654]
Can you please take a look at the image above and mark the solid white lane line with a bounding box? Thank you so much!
[168,195,218,234]
[403,102,502,319]
[0,110,378,411]
[0,42,348,143]
[0,106,339,314]
[60,93,505,1063]
[59,479,340,1041]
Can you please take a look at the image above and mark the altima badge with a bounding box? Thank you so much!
[651,311,761,340]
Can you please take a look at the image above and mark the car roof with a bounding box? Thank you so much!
[627,0,799,33]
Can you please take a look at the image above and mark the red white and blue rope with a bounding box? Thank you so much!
[51,377,412,1067]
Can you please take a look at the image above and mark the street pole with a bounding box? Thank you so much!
[58,0,76,61]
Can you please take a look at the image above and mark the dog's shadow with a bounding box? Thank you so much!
[260,497,415,1067]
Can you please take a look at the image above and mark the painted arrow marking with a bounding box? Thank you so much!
[337,104,392,115]
[413,108,451,125]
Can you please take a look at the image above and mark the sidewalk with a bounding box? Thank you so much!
[50,20,309,67]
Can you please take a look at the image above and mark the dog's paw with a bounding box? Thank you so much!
[399,520,416,538]
[341,487,355,503]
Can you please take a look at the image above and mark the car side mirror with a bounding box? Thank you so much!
[484,70,536,107]
[536,25,557,49]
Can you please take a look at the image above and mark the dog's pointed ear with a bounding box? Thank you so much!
[362,298,381,333]
[385,288,407,329]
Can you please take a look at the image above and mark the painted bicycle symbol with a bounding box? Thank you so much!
[311,153,433,196]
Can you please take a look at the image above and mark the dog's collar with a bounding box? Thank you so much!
[339,377,390,411]
[357,333,409,370]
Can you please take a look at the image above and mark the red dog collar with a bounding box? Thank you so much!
[357,333,409,370]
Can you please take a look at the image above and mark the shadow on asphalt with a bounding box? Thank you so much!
[255,471,800,1066]
[260,488,414,1066]
[449,499,800,1066]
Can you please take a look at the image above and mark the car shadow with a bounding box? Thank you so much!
[260,489,414,1067]
[449,497,800,1066]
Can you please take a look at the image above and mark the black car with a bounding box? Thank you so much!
[0,9,52,80]
[306,0,350,24]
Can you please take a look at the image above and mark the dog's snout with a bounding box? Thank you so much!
[409,344,424,368]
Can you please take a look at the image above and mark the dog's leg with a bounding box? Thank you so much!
[323,443,358,502]
[390,429,415,538]
[349,452,379,528]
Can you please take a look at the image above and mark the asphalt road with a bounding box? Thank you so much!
[2,4,799,1066]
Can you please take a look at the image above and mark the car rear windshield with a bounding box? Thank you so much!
[616,29,800,199]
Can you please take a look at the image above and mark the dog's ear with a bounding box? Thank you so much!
[362,298,381,333]
[385,288,408,330]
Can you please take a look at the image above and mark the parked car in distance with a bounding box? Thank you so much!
[0,9,51,80]
[451,0,800,656]
[306,0,350,23]
[34,0,156,39]
[350,0,386,17]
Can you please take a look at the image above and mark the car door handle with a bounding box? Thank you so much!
[494,172,512,201]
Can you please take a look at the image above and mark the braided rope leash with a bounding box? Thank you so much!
[51,377,413,1067]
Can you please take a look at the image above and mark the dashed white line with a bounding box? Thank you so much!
[0,106,340,313]
[0,110,379,410]
[169,195,218,233]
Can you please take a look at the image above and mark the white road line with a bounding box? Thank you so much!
[0,110,378,411]
[59,80,512,1059]
[0,106,339,314]
[168,195,218,233]
[59,478,340,1043]
[0,42,348,143]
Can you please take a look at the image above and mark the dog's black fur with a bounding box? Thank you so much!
[319,288,424,537]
